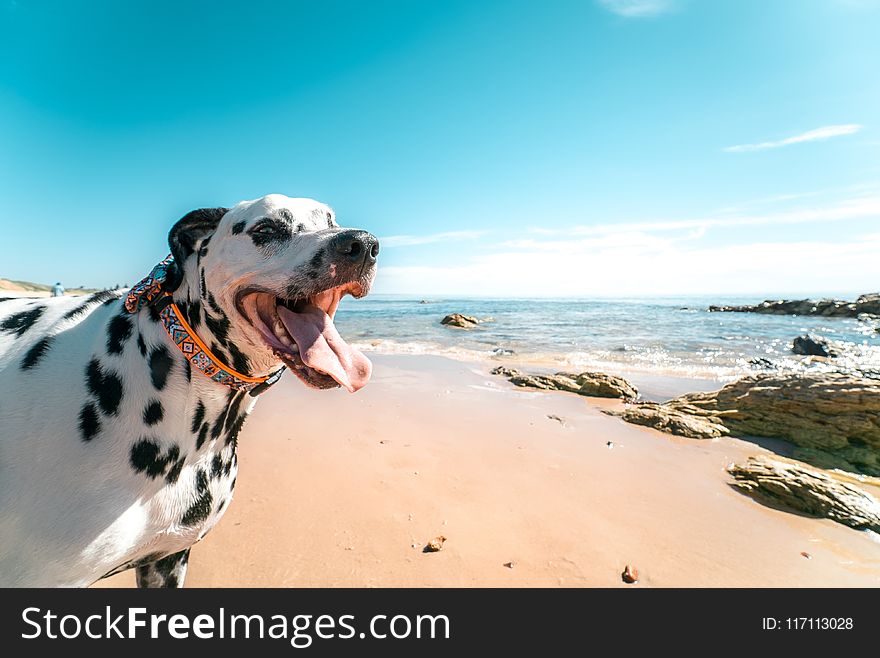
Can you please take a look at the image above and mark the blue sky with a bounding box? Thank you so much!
[1,0,878,297]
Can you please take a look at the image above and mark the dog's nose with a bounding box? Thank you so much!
[331,230,379,265]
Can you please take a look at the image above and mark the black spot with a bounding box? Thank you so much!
[130,439,180,479]
[310,248,325,270]
[148,345,173,390]
[21,336,53,370]
[136,333,147,356]
[227,343,250,375]
[106,313,132,355]
[217,498,227,514]
[86,359,124,416]
[204,312,230,346]
[277,208,294,222]
[62,290,117,320]
[327,212,334,228]
[231,220,246,235]
[211,391,238,440]
[180,469,213,526]
[130,439,164,478]
[191,400,206,433]
[186,299,202,329]
[206,292,222,315]
[211,453,223,478]
[223,392,244,433]
[183,358,192,382]
[1,306,45,337]
[225,411,248,447]
[211,342,230,366]
[196,422,209,450]
[143,400,164,426]
[79,402,101,441]
[165,455,186,484]
[200,269,207,298]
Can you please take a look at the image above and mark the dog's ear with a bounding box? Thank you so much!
[165,207,228,292]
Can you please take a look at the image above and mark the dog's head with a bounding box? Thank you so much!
[166,194,378,392]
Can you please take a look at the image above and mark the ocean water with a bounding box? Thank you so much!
[334,295,880,381]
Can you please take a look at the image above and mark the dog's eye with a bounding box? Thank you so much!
[252,222,278,235]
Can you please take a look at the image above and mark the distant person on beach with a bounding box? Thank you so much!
[51,282,65,297]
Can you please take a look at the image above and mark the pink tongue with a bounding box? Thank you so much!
[276,304,372,392]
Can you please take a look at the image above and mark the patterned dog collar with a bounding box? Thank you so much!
[126,255,284,395]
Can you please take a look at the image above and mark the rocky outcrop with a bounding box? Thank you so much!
[728,456,880,532]
[791,334,841,358]
[607,372,880,475]
[441,313,480,328]
[709,292,880,318]
[491,367,638,400]
[609,402,728,439]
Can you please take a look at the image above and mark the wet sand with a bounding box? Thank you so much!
[99,354,880,588]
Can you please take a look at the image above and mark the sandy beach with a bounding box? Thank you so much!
[98,353,880,588]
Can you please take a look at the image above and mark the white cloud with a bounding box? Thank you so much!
[597,0,676,16]
[527,195,880,238]
[379,230,487,248]
[374,234,880,297]
[723,124,863,153]
[372,195,880,296]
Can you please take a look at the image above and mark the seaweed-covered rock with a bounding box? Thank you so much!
[728,456,880,532]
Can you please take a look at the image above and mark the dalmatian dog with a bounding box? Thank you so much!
[0,194,378,587]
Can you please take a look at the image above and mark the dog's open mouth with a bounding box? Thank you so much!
[236,282,371,392]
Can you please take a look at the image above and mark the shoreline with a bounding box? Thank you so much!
[98,353,880,588]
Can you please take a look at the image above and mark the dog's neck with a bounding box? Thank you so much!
[168,254,281,380]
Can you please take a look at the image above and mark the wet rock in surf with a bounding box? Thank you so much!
[791,334,842,358]
[709,292,879,318]
[441,313,481,328]
[728,456,880,532]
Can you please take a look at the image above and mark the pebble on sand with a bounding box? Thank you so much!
[424,536,447,553]
[622,565,639,584]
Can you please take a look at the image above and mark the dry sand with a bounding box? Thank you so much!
[99,354,880,588]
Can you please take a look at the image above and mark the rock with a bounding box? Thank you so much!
[490,366,638,400]
[503,561,515,569]
[800,552,812,559]
[509,371,638,400]
[621,565,639,584]
[791,334,840,358]
[607,403,728,439]
[424,536,447,552]
[492,347,515,356]
[709,293,879,318]
[728,456,880,532]
[609,373,880,476]
[441,313,480,328]
[490,366,521,378]
[748,357,777,369]
[547,414,565,425]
